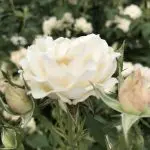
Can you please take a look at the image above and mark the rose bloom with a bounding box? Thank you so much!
[119,70,150,114]
[123,4,142,20]
[20,34,119,104]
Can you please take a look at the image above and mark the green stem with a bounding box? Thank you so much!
[141,119,150,128]
[9,0,15,12]
[67,112,75,150]
[144,0,148,9]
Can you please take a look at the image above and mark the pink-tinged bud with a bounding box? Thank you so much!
[4,84,32,115]
[119,69,150,114]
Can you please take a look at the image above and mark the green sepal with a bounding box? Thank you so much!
[93,84,123,113]
[121,113,140,143]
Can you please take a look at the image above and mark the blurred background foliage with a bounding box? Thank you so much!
[0,0,150,65]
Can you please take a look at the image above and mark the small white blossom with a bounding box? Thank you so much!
[105,20,113,27]
[123,4,142,19]
[66,30,71,37]
[115,16,131,33]
[134,64,150,88]
[10,36,27,46]
[122,62,150,87]
[62,12,74,24]
[122,62,134,77]
[68,0,78,5]
[42,17,58,35]
[74,17,93,34]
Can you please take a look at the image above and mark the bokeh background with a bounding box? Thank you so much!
[0,0,150,65]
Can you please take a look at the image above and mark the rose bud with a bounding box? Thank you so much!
[4,84,32,115]
[119,69,150,114]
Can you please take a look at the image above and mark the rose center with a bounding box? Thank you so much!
[57,57,71,65]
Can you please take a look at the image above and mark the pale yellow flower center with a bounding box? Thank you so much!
[57,57,72,65]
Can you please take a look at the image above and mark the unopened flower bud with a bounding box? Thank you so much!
[119,69,150,114]
[4,84,32,114]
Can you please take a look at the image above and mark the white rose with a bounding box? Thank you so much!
[20,34,119,105]
[123,4,142,19]
[74,17,93,34]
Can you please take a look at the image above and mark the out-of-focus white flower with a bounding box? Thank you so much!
[148,2,150,8]
[11,48,27,65]
[62,12,74,24]
[20,34,120,105]
[134,64,150,88]
[74,17,93,34]
[122,62,150,87]
[26,118,36,134]
[118,6,123,14]
[10,36,27,46]
[105,20,113,27]
[68,0,78,5]
[112,42,119,50]
[122,62,134,77]
[42,17,58,35]
[115,16,131,33]
[123,4,142,19]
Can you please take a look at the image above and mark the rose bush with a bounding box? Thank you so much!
[20,34,119,104]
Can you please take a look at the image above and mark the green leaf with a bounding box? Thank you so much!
[93,85,123,113]
[21,96,35,128]
[26,133,49,149]
[1,128,17,149]
[116,41,125,89]
[121,113,139,143]
[105,135,113,150]
[141,108,150,118]
[14,10,24,18]
[16,144,24,150]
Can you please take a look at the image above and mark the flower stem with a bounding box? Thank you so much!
[67,112,75,150]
